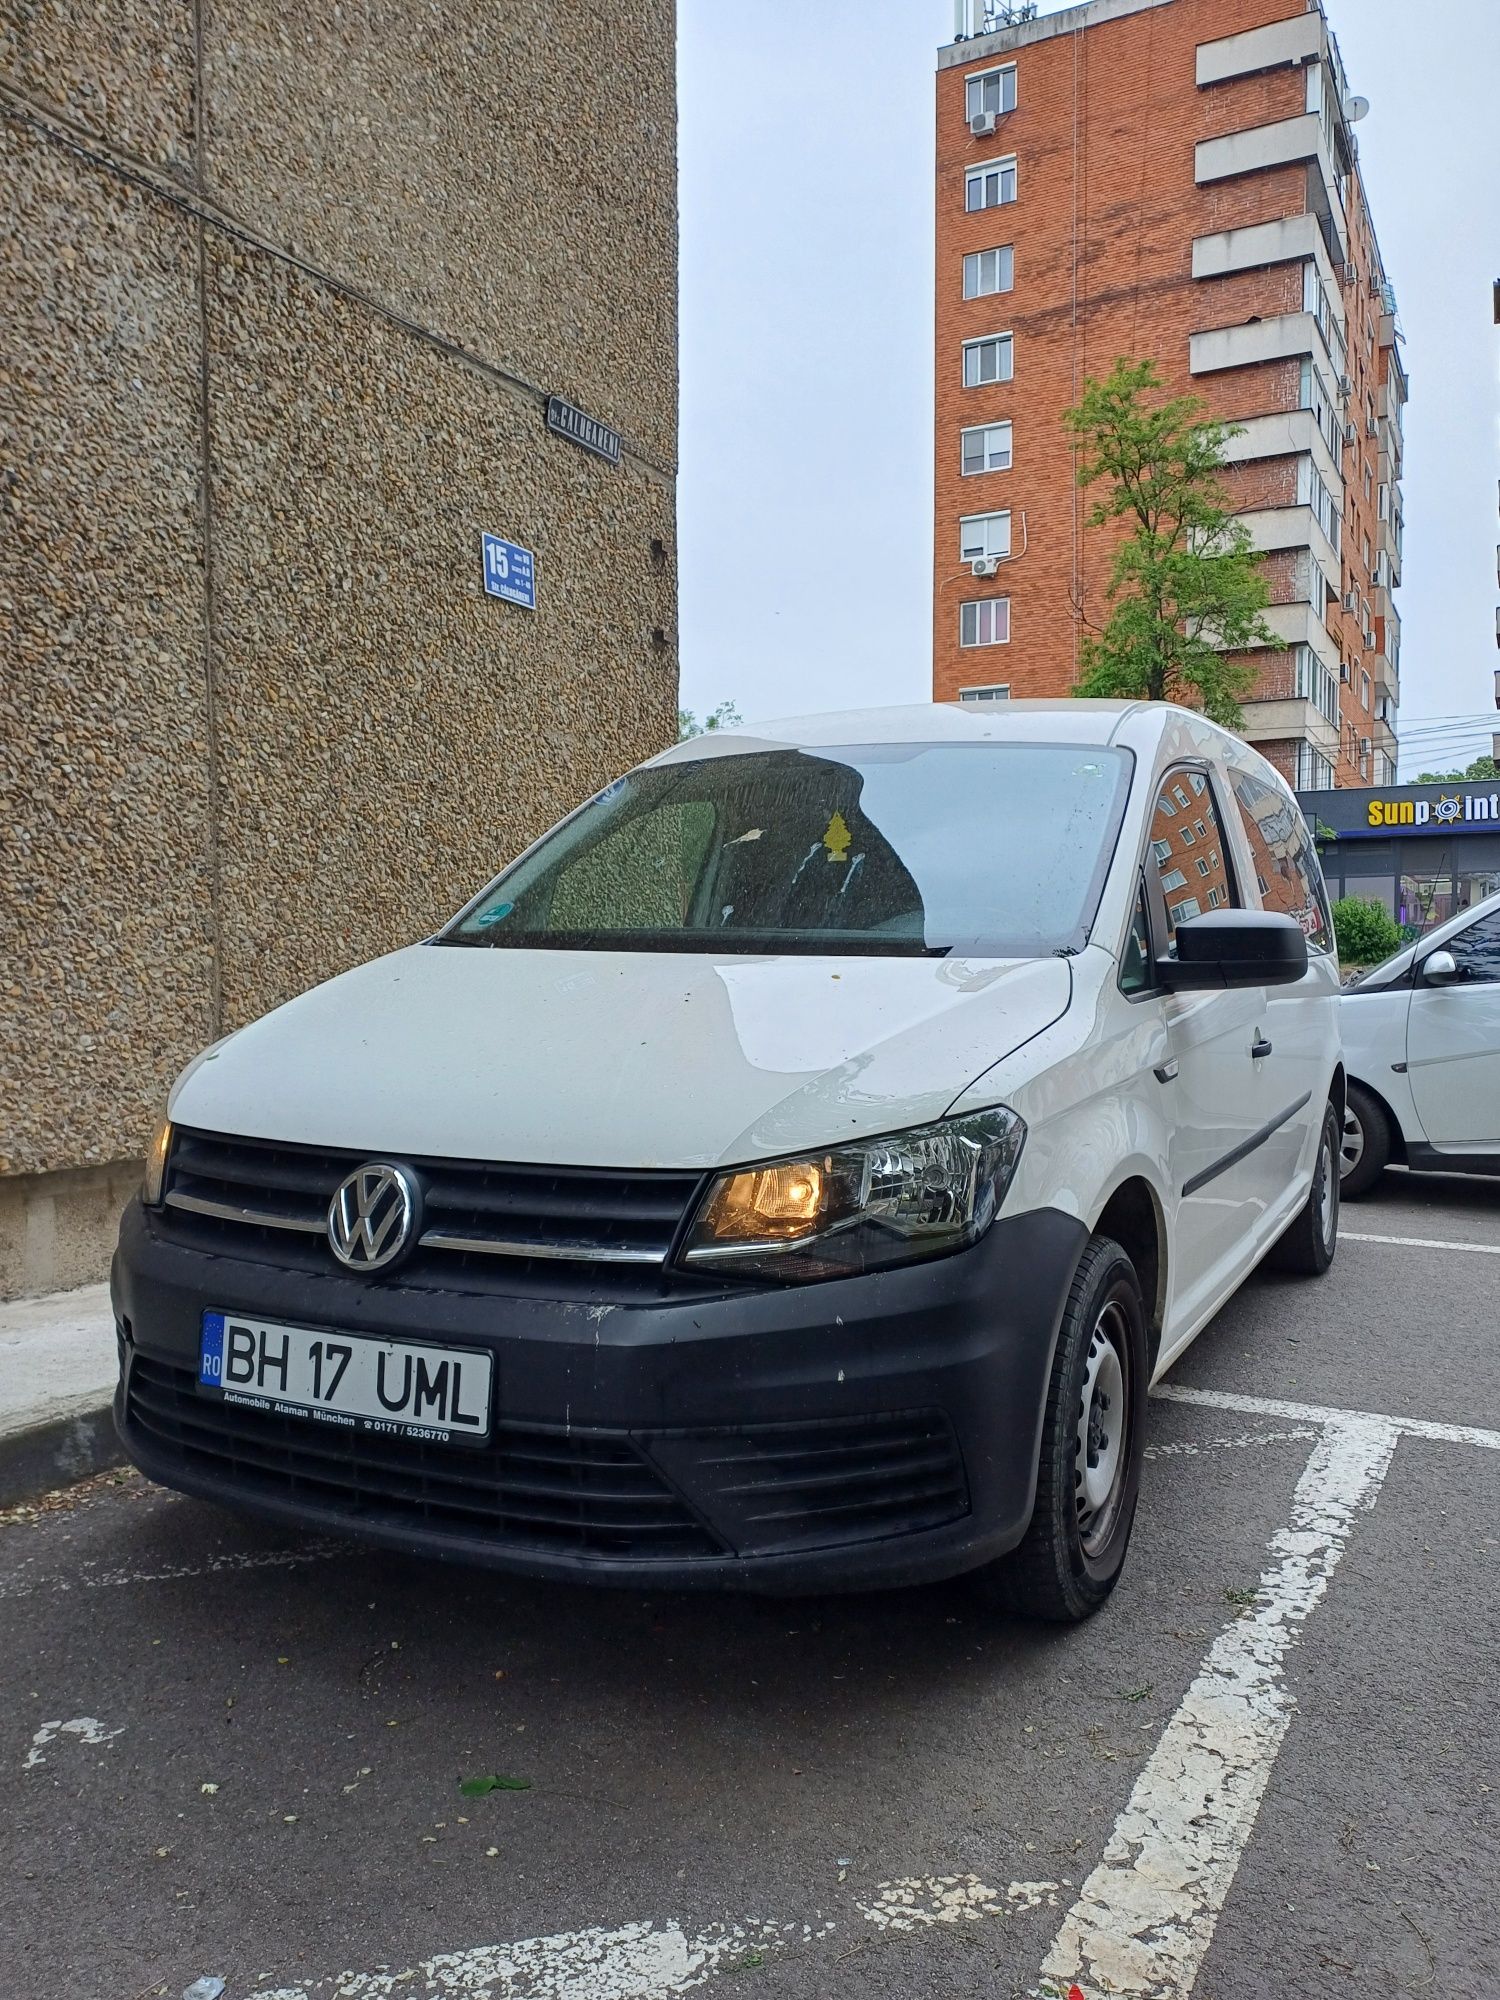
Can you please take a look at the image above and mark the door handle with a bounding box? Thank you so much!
[1250,1037,1273,1060]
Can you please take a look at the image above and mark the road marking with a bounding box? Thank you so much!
[1342,1230,1500,1255]
[0,1539,346,1602]
[1153,1383,1500,1451]
[857,1874,1061,1930]
[1038,1416,1397,2000]
[23,1714,124,1770]
[1144,1426,1316,1461]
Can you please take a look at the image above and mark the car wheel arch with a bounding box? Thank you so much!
[1346,1071,1407,1164]
[1091,1175,1167,1374]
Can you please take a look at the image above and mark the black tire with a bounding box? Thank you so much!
[975,1235,1148,1623]
[1339,1080,1391,1199]
[1267,1098,1340,1275]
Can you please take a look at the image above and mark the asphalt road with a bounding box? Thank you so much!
[3,1170,1496,2000]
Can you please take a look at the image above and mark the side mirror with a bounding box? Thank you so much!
[1159,910,1310,991]
[1420,948,1461,985]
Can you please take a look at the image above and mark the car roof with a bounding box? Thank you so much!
[657,699,1186,762]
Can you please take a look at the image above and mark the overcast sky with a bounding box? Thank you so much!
[677,0,1500,778]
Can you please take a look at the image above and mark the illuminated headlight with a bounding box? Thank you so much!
[680,1108,1025,1283]
[143,1116,173,1206]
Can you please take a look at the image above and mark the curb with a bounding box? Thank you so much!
[0,1401,125,1510]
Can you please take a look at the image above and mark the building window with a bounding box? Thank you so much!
[1161,869,1187,893]
[1180,823,1197,846]
[1361,668,1371,705]
[961,421,1012,475]
[1152,838,1172,864]
[960,511,1011,562]
[962,334,1013,387]
[965,156,1017,211]
[1299,356,1341,463]
[958,683,1010,703]
[965,64,1017,123]
[1196,855,1213,878]
[959,599,1010,647]
[1295,742,1336,791]
[1299,458,1341,552]
[1293,643,1340,728]
[963,245,1014,299]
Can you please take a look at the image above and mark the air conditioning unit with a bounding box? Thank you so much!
[1359,737,1372,756]
[1342,261,1357,286]
[1342,589,1358,612]
[1338,375,1354,400]
[970,111,998,137]
[1365,416,1378,437]
[1364,627,1376,649]
[1339,663,1352,683]
[1342,421,1358,447]
[970,555,1001,577]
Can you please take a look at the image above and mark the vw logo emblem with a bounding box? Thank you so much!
[327,1162,419,1272]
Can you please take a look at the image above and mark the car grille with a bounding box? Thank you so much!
[645,1412,970,1556]
[123,1359,970,1564]
[124,1356,723,1561]
[157,1127,712,1300]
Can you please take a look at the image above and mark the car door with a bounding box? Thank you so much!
[1407,907,1500,1151]
[1223,757,1339,1192]
[1141,766,1269,1312]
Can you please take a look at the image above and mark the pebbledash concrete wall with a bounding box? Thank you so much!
[0,1,679,1298]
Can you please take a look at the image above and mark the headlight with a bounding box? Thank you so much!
[143,1116,173,1206]
[680,1108,1025,1283]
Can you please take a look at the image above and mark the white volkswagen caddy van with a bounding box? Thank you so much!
[113,702,1343,1620]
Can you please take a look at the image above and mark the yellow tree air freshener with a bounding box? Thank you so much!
[822,811,852,863]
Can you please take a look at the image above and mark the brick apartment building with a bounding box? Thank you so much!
[934,0,1408,792]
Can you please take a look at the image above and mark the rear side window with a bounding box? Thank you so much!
[1445,909,1500,983]
[1149,769,1237,947]
[1227,766,1333,953]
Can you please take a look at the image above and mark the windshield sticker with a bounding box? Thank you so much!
[474,901,515,927]
[822,812,852,863]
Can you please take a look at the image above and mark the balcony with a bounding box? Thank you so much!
[1238,697,1341,763]
[1195,116,1346,260]
[1190,311,1341,382]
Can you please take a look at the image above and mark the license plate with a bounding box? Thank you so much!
[198,1312,493,1446]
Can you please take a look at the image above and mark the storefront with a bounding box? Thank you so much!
[1297,781,1500,940]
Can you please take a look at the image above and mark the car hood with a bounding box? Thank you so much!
[169,944,1072,1171]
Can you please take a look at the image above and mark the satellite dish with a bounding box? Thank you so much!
[1344,94,1370,122]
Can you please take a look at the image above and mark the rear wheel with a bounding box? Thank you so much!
[976,1236,1148,1623]
[1339,1081,1391,1199]
[1268,1098,1340,1275]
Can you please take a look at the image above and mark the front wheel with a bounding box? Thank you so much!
[1267,1098,1340,1275]
[1339,1080,1391,1199]
[975,1235,1148,1623]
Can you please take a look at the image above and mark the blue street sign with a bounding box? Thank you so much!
[481,533,536,610]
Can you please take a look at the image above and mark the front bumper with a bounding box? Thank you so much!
[111,1198,1087,1592]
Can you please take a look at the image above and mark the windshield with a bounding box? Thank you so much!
[440,742,1133,959]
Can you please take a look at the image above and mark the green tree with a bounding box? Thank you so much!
[1332,895,1401,967]
[1415,755,1498,783]
[678,701,743,740]
[1064,359,1281,727]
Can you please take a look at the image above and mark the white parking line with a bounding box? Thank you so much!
[1037,1415,1398,1999]
[1144,1426,1316,1461]
[1154,1383,1500,1451]
[1342,1230,1500,1255]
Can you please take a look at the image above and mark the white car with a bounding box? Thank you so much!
[1339,887,1500,1196]
[113,701,1343,1621]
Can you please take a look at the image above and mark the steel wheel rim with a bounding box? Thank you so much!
[1318,1128,1338,1250]
[1076,1301,1130,1556]
[1339,1105,1365,1179]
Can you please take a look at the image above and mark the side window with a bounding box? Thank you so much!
[1445,910,1500,984]
[547,804,717,933]
[1149,769,1237,948]
[1227,765,1334,953]
[1119,881,1153,995]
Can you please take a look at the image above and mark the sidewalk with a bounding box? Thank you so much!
[0,1282,122,1507]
